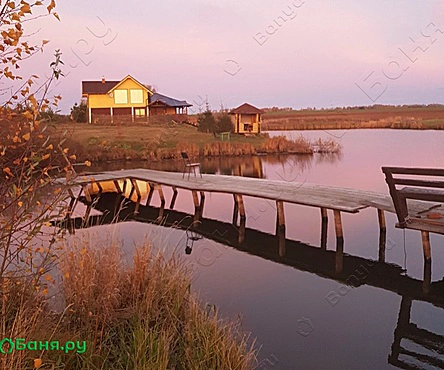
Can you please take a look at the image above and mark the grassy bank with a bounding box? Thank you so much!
[50,123,340,163]
[262,106,444,131]
[1,241,256,369]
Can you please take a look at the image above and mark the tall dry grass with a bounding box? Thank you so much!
[1,241,257,369]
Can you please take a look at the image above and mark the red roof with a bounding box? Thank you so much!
[230,103,264,114]
[82,81,120,95]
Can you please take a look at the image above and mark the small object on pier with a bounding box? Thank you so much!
[181,152,202,179]
[427,212,442,219]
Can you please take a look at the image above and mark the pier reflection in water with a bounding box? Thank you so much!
[60,191,444,370]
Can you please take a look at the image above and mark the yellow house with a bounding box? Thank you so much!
[230,103,264,134]
[82,75,153,124]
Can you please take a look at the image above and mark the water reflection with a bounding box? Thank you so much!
[57,192,444,369]
[85,153,342,181]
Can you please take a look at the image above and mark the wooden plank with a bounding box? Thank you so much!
[396,219,444,235]
[382,167,444,176]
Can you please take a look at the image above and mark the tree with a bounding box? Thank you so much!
[197,109,216,133]
[70,101,87,122]
[215,113,233,133]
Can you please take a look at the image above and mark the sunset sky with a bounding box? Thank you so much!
[15,0,444,113]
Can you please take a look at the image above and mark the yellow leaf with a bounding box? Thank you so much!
[41,288,48,295]
[64,272,69,278]
[84,160,92,167]
[3,167,13,177]
[42,153,50,160]
[47,0,55,13]
[46,144,53,150]
[44,274,52,281]
[22,132,30,141]
[42,39,49,45]
[18,201,23,208]
[19,4,31,14]
[69,154,76,160]
[63,148,69,154]
[34,358,42,369]
[53,188,61,195]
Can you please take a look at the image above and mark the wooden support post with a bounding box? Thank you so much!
[238,217,246,245]
[157,206,164,224]
[378,209,387,262]
[113,180,122,194]
[146,183,154,206]
[131,179,142,215]
[122,180,128,195]
[170,187,178,209]
[334,210,344,274]
[192,190,200,222]
[96,182,103,195]
[320,208,328,250]
[157,184,165,208]
[421,231,431,261]
[128,180,135,200]
[237,194,246,220]
[389,296,412,364]
[276,201,286,257]
[378,209,386,230]
[83,204,92,227]
[68,188,83,219]
[232,194,239,226]
[423,259,432,294]
[83,185,92,204]
[199,191,205,216]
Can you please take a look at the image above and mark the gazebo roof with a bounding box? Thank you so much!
[230,103,264,114]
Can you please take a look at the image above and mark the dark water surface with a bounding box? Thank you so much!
[73,130,444,370]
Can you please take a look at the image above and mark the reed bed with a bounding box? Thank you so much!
[64,134,325,162]
[262,116,436,131]
[1,241,257,369]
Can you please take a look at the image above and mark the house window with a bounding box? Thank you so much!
[244,123,253,132]
[135,108,146,117]
[114,89,128,104]
[130,89,143,104]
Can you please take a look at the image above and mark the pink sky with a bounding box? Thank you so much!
[10,0,444,113]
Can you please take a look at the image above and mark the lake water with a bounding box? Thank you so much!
[71,129,444,370]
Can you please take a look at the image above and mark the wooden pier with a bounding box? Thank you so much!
[62,168,440,276]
